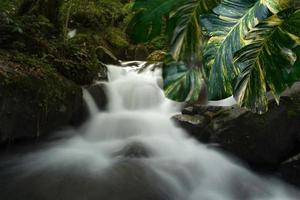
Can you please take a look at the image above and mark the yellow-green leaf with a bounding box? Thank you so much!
[234,10,300,113]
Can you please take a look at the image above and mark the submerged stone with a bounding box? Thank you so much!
[115,142,151,158]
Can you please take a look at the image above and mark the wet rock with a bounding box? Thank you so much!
[181,106,196,115]
[96,46,121,65]
[278,154,300,188]
[211,99,300,167]
[115,142,151,158]
[85,83,108,111]
[173,114,210,143]
[174,83,300,168]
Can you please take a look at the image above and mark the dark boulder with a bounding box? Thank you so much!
[278,154,300,188]
[114,142,151,158]
[174,83,300,168]
[85,83,108,111]
[0,61,84,144]
[96,46,121,66]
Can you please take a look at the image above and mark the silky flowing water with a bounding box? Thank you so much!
[0,63,299,200]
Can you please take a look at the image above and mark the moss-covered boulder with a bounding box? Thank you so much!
[0,15,56,54]
[0,54,84,143]
[50,41,106,85]
[0,11,108,85]
[65,0,125,32]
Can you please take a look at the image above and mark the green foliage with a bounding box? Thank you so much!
[61,0,125,31]
[0,50,81,120]
[147,50,167,62]
[59,0,137,60]
[0,0,18,14]
[128,0,220,60]
[128,0,220,103]
[0,0,139,85]
[51,41,102,84]
[163,55,203,102]
[294,46,300,69]
[234,9,300,113]
[105,27,129,49]
[146,36,168,52]
[0,14,55,53]
[18,0,63,27]
[202,0,273,100]
[167,0,220,61]
[129,0,299,113]
[127,0,182,43]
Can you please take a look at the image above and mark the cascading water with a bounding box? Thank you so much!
[0,63,299,200]
[82,88,99,116]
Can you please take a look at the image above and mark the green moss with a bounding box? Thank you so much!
[18,0,63,27]
[0,51,81,113]
[0,0,169,90]
[0,14,56,55]
[146,35,168,52]
[49,32,107,84]
[63,0,124,31]
[105,27,129,49]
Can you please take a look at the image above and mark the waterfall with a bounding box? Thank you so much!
[0,63,299,200]
[82,88,99,117]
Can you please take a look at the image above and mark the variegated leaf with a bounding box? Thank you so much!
[163,56,203,102]
[202,0,292,100]
[234,10,300,113]
[167,0,220,61]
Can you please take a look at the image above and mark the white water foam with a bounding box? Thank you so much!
[82,88,99,116]
[1,63,299,200]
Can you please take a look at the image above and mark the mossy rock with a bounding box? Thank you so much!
[65,0,124,31]
[0,15,56,55]
[18,0,63,27]
[147,50,167,62]
[50,35,107,84]
[144,36,168,53]
[0,55,84,143]
[105,27,129,49]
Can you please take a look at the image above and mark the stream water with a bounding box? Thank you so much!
[0,63,299,200]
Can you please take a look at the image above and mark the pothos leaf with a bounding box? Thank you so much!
[163,56,203,102]
[202,0,291,100]
[234,10,300,113]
